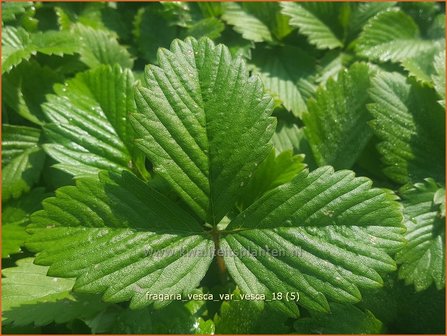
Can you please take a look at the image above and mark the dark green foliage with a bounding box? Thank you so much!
[2,2,445,334]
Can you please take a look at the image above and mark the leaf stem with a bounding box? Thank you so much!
[211,227,227,284]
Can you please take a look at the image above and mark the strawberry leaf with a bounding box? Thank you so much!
[368,71,445,184]
[396,179,445,291]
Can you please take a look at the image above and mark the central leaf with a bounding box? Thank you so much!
[130,37,276,224]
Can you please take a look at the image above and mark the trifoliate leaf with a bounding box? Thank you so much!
[2,188,47,257]
[214,288,289,334]
[132,6,177,63]
[396,179,445,291]
[27,171,213,309]
[237,149,306,211]
[303,63,373,169]
[42,64,141,177]
[2,258,106,326]
[2,125,45,200]
[224,167,403,316]
[2,26,78,73]
[73,24,134,69]
[2,60,62,125]
[368,71,445,184]
[356,9,439,62]
[433,50,446,107]
[131,37,275,223]
[294,303,383,334]
[281,2,344,49]
[250,45,316,117]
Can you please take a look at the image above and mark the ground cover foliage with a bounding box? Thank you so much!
[1,1,446,334]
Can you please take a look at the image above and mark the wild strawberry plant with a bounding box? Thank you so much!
[2,2,445,334]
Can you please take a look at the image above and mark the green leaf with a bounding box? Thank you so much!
[2,258,106,326]
[221,3,272,43]
[396,179,445,291]
[72,24,134,69]
[237,149,306,211]
[2,188,47,257]
[271,119,304,154]
[2,258,74,312]
[281,2,344,49]
[2,60,62,125]
[294,303,383,334]
[347,2,396,39]
[42,64,141,177]
[85,294,213,334]
[401,44,445,85]
[250,45,316,117]
[27,171,213,309]
[214,288,290,334]
[184,17,225,40]
[2,1,33,22]
[2,26,78,73]
[433,50,446,107]
[224,167,404,316]
[368,71,445,184]
[222,3,292,43]
[303,63,373,169]
[2,125,45,200]
[131,37,275,223]
[356,9,439,62]
[132,6,177,64]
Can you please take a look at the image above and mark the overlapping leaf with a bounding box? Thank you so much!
[2,125,45,200]
[433,50,446,107]
[294,303,383,334]
[250,45,316,117]
[368,71,445,184]
[396,179,445,291]
[303,63,373,169]
[3,61,62,125]
[2,188,47,257]
[72,24,134,69]
[2,26,78,74]
[2,258,106,326]
[131,37,275,223]
[356,9,441,62]
[281,2,345,49]
[42,64,142,177]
